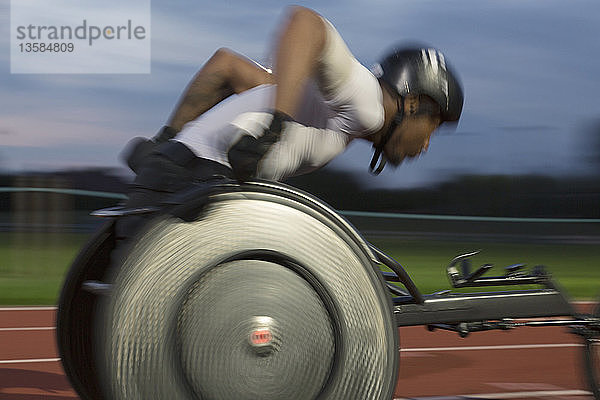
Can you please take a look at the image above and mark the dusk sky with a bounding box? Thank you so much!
[2,0,599,188]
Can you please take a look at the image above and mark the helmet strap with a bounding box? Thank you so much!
[369,95,404,175]
[369,147,386,175]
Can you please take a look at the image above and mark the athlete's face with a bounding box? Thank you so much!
[383,113,441,166]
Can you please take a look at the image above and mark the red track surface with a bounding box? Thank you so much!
[0,304,596,399]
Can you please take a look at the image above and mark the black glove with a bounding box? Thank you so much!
[227,111,291,181]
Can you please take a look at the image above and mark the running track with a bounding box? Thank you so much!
[0,304,596,399]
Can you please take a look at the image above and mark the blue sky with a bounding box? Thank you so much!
[2,0,600,188]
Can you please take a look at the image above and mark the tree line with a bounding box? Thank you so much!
[1,167,598,218]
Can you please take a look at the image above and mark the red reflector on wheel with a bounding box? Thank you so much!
[250,329,273,345]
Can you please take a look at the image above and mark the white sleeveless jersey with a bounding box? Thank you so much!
[176,74,382,181]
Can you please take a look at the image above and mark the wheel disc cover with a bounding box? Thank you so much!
[178,260,334,399]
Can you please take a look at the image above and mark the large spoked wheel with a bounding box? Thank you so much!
[56,221,114,400]
[584,301,600,399]
[97,183,399,400]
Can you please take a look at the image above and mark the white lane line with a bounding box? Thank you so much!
[394,389,592,399]
[401,343,583,352]
[0,327,55,332]
[0,357,60,365]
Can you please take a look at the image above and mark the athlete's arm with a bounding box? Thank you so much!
[256,122,350,181]
[272,6,327,117]
[227,7,331,181]
[226,111,350,181]
[167,48,274,132]
[229,7,374,181]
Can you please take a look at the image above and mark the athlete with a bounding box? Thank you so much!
[121,6,463,236]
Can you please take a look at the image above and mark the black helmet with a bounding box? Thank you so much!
[373,44,463,122]
[368,44,464,175]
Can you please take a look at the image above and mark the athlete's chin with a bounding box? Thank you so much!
[386,155,405,167]
[389,150,420,164]
[388,153,421,167]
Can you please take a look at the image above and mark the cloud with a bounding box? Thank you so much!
[1,111,130,147]
[499,126,558,133]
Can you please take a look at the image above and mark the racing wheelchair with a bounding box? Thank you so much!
[56,179,600,399]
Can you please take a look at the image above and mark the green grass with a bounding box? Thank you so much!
[0,232,90,305]
[0,232,598,305]
[0,276,69,305]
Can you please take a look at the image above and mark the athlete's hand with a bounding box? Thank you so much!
[227,111,290,181]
